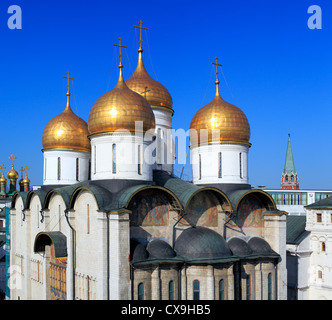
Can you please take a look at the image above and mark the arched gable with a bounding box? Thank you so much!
[181,188,231,227]
[227,189,276,229]
[124,185,183,227]
[69,184,113,212]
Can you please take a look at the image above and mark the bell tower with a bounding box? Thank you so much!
[281,133,299,190]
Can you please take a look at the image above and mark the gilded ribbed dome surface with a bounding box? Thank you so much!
[125,51,173,110]
[88,72,155,136]
[190,94,250,147]
[42,99,91,152]
[7,168,19,180]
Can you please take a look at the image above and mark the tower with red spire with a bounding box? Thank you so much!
[281,133,299,189]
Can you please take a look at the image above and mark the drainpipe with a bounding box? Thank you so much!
[65,208,75,300]
[106,212,110,300]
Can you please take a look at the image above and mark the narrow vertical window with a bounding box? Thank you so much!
[246,275,251,300]
[44,158,47,180]
[138,283,144,300]
[268,273,272,300]
[218,152,222,178]
[199,155,202,180]
[87,204,90,234]
[112,144,116,174]
[169,280,174,300]
[76,158,79,181]
[58,205,61,231]
[193,280,200,300]
[138,145,142,175]
[322,242,326,252]
[317,213,322,223]
[219,279,224,300]
[239,153,243,179]
[156,128,162,165]
[57,157,61,181]
[88,160,91,180]
[94,146,96,174]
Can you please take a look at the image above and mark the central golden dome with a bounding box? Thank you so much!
[125,49,173,110]
[42,90,90,152]
[88,62,155,136]
[190,61,250,147]
[7,167,19,180]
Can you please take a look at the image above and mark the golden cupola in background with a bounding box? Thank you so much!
[7,154,19,181]
[125,21,173,111]
[88,37,155,136]
[42,72,91,153]
[190,58,250,147]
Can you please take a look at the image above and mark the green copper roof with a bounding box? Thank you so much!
[283,134,297,175]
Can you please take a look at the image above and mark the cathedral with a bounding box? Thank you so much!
[9,22,287,300]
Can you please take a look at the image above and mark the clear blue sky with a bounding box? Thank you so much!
[0,0,331,189]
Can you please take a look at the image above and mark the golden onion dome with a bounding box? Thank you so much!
[23,175,30,185]
[7,167,19,180]
[190,59,250,147]
[126,48,173,110]
[88,54,155,137]
[42,91,91,153]
[0,174,7,184]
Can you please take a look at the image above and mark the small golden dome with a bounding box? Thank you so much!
[7,167,19,180]
[42,93,91,152]
[126,50,173,110]
[88,63,155,136]
[0,174,7,184]
[23,176,30,185]
[190,60,250,147]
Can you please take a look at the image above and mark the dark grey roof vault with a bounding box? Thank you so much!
[173,226,237,263]
[286,215,309,245]
[153,170,232,211]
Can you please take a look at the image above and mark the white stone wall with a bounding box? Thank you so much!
[306,208,332,299]
[152,108,174,174]
[91,133,153,181]
[263,213,287,300]
[191,143,249,185]
[43,150,90,185]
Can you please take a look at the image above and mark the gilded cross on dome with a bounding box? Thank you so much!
[24,165,30,177]
[63,71,74,94]
[141,86,150,99]
[0,165,6,176]
[212,57,222,96]
[134,20,148,51]
[113,37,127,68]
[9,154,16,168]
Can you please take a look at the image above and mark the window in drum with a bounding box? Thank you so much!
[57,157,61,180]
[76,158,79,181]
[239,153,243,179]
[138,145,142,175]
[112,144,116,174]
[218,152,222,178]
[199,155,202,180]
